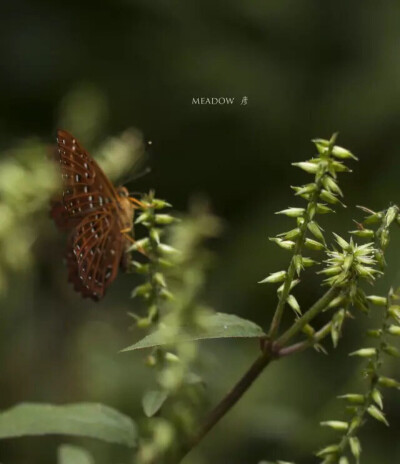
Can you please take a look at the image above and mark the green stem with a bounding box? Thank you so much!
[178,352,271,462]
[178,287,339,462]
[278,320,332,358]
[276,286,339,347]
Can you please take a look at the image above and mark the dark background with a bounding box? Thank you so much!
[1,1,400,463]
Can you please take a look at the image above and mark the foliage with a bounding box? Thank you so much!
[0,132,400,464]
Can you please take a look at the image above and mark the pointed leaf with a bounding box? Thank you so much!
[122,313,266,351]
[142,390,169,418]
[0,403,137,447]
[58,445,94,464]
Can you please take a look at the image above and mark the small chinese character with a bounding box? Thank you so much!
[240,96,248,105]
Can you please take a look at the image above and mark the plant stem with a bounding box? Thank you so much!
[178,352,272,461]
[178,287,339,462]
[276,285,339,347]
[278,320,332,358]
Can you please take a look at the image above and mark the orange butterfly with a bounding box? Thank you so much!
[51,130,141,300]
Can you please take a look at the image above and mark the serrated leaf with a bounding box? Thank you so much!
[122,313,266,351]
[0,403,137,447]
[58,445,94,464]
[142,390,169,417]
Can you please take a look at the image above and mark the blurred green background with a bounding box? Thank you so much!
[1,1,400,463]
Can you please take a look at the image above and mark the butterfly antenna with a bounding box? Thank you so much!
[121,166,152,186]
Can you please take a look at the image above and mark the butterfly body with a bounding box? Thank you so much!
[51,130,137,301]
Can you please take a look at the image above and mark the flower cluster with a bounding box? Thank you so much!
[260,135,356,339]
[320,234,380,287]
[129,191,176,327]
[315,205,400,463]
[132,200,222,463]
[317,288,400,464]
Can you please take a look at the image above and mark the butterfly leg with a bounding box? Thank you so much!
[128,197,146,209]
[121,228,146,255]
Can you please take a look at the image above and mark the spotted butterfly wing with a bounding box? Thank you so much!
[51,130,135,300]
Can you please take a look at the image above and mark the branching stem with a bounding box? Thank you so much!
[178,286,339,462]
[278,320,333,358]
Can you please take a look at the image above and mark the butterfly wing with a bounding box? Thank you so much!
[52,129,119,226]
[51,130,133,300]
[67,208,126,300]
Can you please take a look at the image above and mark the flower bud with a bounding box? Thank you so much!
[322,175,343,196]
[366,295,387,306]
[276,207,305,217]
[367,329,382,338]
[383,344,400,357]
[153,272,167,288]
[372,388,383,409]
[296,183,318,196]
[150,228,161,244]
[292,161,318,174]
[259,271,287,284]
[131,283,152,299]
[307,221,325,242]
[320,189,343,205]
[364,212,383,224]
[349,229,374,238]
[349,436,361,458]
[316,444,340,457]
[269,238,295,250]
[301,257,319,267]
[378,376,400,389]
[337,394,365,404]
[281,228,301,240]
[388,305,400,323]
[385,206,398,227]
[316,203,335,214]
[320,421,348,431]
[287,294,301,315]
[155,214,176,225]
[331,161,351,173]
[151,199,172,209]
[367,405,388,426]
[349,348,376,357]
[387,325,400,336]
[332,145,357,160]
[304,238,325,250]
[158,243,179,255]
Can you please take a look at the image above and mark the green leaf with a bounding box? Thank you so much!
[122,312,266,351]
[142,390,169,418]
[58,445,94,464]
[0,403,137,447]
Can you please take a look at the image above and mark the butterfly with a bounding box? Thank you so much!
[51,129,142,300]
